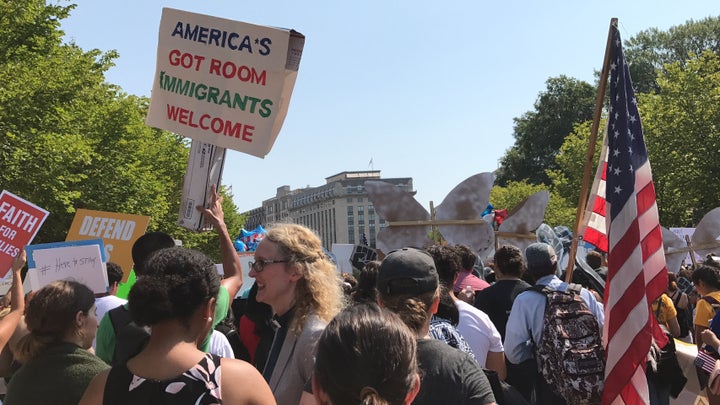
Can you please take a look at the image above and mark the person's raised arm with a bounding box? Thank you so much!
[0,250,26,351]
[198,184,243,299]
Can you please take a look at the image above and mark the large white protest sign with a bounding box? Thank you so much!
[147,8,304,158]
[25,239,108,294]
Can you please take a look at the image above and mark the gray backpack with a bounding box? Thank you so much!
[532,284,605,404]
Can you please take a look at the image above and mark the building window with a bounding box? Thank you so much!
[348,217,354,225]
[348,226,355,244]
[357,197,363,203]
[347,197,353,202]
[347,206,353,215]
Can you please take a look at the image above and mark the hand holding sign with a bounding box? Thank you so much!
[11,248,26,273]
[0,248,27,353]
[196,184,224,229]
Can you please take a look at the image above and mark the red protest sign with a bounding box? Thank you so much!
[0,191,49,277]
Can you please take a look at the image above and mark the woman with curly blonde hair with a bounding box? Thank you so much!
[249,223,344,404]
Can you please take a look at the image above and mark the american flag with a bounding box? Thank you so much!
[581,131,609,253]
[602,24,669,405]
[696,350,718,375]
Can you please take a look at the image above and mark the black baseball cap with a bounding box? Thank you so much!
[377,247,439,296]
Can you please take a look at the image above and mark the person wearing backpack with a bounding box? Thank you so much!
[504,242,605,405]
[667,272,693,343]
[691,265,720,405]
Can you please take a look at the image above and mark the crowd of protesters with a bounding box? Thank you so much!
[1,192,719,404]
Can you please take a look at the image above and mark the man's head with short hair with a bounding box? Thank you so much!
[131,232,175,276]
[377,248,440,334]
[586,251,603,270]
[106,262,124,295]
[524,243,558,280]
[494,245,524,278]
[454,244,477,270]
[425,245,461,288]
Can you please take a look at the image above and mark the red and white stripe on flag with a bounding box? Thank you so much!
[602,24,668,405]
[581,130,609,253]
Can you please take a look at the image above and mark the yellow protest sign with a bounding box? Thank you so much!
[66,209,150,281]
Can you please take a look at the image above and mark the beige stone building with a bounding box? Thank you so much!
[242,171,414,249]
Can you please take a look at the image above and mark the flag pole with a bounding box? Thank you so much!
[565,18,617,282]
[684,235,698,268]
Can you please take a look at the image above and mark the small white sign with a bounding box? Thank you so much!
[25,239,108,294]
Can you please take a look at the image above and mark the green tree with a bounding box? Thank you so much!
[550,52,720,228]
[639,50,720,226]
[546,120,605,207]
[496,76,596,186]
[490,180,575,229]
[0,0,245,249]
[625,16,720,94]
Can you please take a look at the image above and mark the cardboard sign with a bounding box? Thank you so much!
[66,209,150,281]
[25,239,108,294]
[0,190,49,278]
[146,8,305,158]
[178,140,225,231]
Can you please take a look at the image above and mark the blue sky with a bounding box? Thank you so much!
[60,0,718,214]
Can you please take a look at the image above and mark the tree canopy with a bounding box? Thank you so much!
[0,0,245,262]
[640,50,720,226]
[502,16,720,230]
[625,16,720,94]
[495,76,596,186]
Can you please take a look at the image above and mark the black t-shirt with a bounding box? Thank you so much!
[413,339,495,405]
[474,279,531,340]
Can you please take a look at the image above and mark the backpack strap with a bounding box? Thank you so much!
[702,296,720,316]
[565,283,582,295]
[654,296,663,320]
[107,305,132,336]
[530,284,553,295]
[107,305,149,366]
[670,289,681,306]
[529,283,582,296]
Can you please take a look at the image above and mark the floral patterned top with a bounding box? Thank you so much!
[103,353,222,404]
[428,315,475,358]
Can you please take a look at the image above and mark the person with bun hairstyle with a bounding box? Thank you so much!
[312,303,420,405]
[80,247,274,404]
[249,223,344,404]
[4,280,108,405]
[352,260,380,304]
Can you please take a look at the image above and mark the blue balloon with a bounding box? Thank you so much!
[233,238,247,252]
